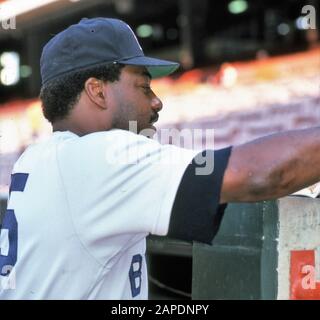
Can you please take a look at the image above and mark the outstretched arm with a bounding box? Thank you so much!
[220,127,320,203]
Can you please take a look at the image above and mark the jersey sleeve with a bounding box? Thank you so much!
[168,148,232,244]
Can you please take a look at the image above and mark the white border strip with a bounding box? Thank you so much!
[316,246,320,281]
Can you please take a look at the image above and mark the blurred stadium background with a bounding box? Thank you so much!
[0,0,319,299]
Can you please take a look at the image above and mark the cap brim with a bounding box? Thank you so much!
[118,56,179,78]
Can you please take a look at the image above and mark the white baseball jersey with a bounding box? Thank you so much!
[0,129,199,299]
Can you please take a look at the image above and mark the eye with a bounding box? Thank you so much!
[141,85,152,94]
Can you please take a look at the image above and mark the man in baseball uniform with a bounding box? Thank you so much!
[0,18,320,299]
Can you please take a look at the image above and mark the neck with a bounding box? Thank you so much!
[52,102,111,136]
[52,120,87,136]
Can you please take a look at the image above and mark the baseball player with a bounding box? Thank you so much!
[0,18,320,299]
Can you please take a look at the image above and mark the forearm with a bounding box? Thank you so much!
[220,126,320,203]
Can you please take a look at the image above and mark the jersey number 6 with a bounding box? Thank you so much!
[0,173,28,276]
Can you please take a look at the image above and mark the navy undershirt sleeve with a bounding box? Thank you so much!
[167,147,232,244]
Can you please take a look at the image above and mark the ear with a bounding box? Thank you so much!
[84,77,106,109]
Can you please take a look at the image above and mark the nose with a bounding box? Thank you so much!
[151,95,163,112]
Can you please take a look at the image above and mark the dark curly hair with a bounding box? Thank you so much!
[40,63,125,123]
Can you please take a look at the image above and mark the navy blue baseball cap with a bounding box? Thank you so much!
[40,17,180,85]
